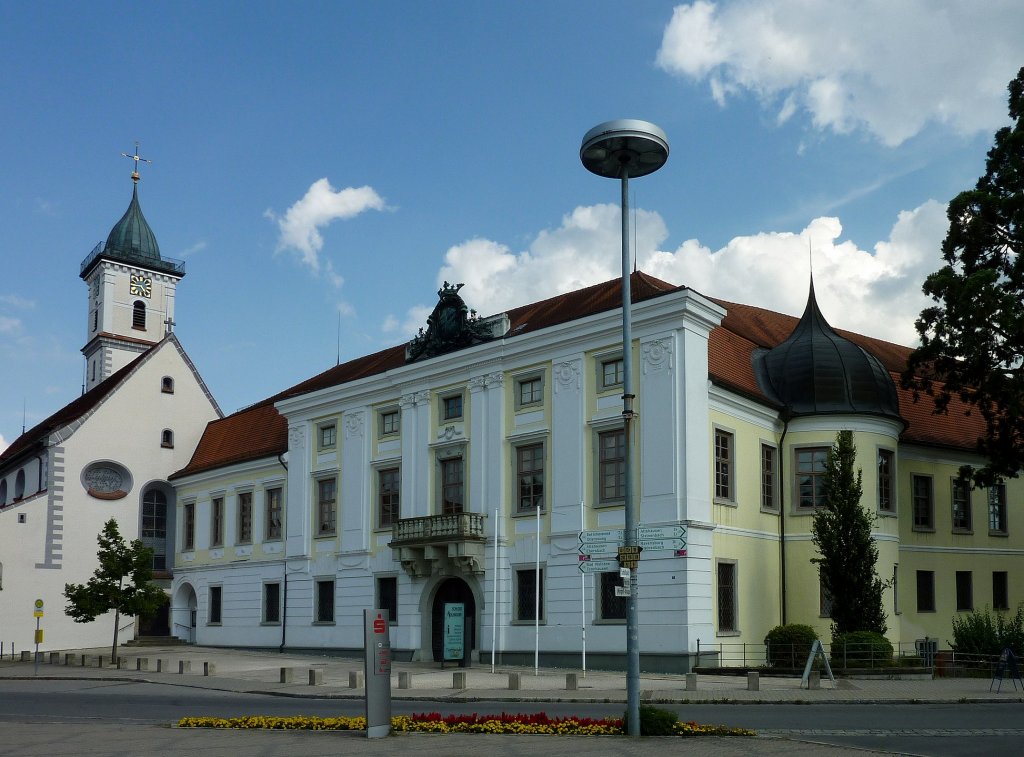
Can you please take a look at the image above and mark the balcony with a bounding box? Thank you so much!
[389,512,487,578]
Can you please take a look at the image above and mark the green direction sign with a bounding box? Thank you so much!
[637,525,686,541]
[579,558,620,574]
[579,528,625,545]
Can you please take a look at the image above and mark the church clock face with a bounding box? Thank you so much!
[129,274,152,298]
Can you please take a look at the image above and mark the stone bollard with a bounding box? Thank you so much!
[279,667,293,684]
[204,662,216,676]
[118,658,129,670]
[398,671,411,689]
[81,655,92,667]
[137,658,149,671]
[64,653,78,666]
[20,651,31,662]
[565,673,578,691]
[97,656,106,668]
[49,652,60,664]
[452,671,466,689]
[808,671,820,690]
[308,669,323,686]
[156,659,169,672]
[348,671,364,689]
[178,660,191,674]
[746,672,760,691]
[685,673,698,691]
[507,672,521,690]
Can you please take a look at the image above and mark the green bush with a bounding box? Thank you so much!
[633,705,678,736]
[830,631,894,668]
[764,624,818,668]
[952,605,1024,656]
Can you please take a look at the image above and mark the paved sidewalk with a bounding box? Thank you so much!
[2,644,1022,704]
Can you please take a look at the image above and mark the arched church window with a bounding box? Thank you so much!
[14,470,25,500]
[161,429,174,448]
[0,479,7,505]
[92,309,98,332]
[132,300,146,330]
[142,489,168,571]
[161,376,174,394]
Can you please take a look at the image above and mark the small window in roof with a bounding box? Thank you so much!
[161,376,174,394]
[161,429,174,448]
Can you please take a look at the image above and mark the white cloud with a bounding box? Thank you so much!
[0,316,23,335]
[426,200,948,347]
[268,178,385,274]
[0,434,7,454]
[0,294,35,308]
[179,240,208,258]
[656,1,1024,146]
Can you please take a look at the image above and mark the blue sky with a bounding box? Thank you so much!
[1,1,1022,451]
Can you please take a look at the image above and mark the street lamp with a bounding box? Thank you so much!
[580,120,669,738]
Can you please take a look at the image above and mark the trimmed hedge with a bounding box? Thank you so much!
[830,631,894,668]
[764,624,818,668]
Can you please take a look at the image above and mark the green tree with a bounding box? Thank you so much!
[903,66,1024,487]
[64,518,167,662]
[811,431,887,636]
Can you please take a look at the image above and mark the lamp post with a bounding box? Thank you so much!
[580,120,669,738]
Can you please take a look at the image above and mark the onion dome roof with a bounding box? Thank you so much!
[104,184,162,263]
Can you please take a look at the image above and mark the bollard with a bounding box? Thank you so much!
[137,658,149,671]
[308,669,323,686]
[178,660,191,674]
[97,656,106,668]
[808,671,820,690]
[398,671,411,689]
[746,671,760,691]
[81,655,92,667]
[20,651,31,662]
[204,662,216,676]
[156,659,169,672]
[64,653,78,666]
[452,671,466,689]
[507,672,521,690]
[565,673,578,691]
[685,672,698,691]
[348,670,364,689]
[279,667,293,684]
[49,652,60,664]
[118,658,129,670]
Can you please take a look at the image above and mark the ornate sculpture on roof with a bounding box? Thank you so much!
[406,281,495,362]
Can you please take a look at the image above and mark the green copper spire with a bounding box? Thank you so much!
[104,183,162,263]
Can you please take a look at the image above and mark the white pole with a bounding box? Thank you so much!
[491,508,499,673]
[580,498,587,677]
[534,502,540,675]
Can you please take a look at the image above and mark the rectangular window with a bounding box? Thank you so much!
[761,444,777,510]
[988,484,1007,533]
[263,582,281,624]
[319,422,336,450]
[183,502,195,551]
[378,467,400,528]
[442,394,463,421]
[377,576,398,624]
[956,571,973,611]
[315,579,335,623]
[208,585,222,624]
[916,570,935,612]
[717,561,737,633]
[598,429,625,504]
[380,410,400,436]
[317,478,337,535]
[877,449,894,511]
[517,377,543,408]
[516,443,544,513]
[440,457,464,514]
[796,447,828,508]
[911,475,934,530]
[265,487,283,541]
[993,571,1009,611]
[601,358,624,389]
[714,429,733,502]
[211,496,224,547]
[598,572,627,621]
[951,478,972,532]
[237,491,253,544]
[515,568,545,621]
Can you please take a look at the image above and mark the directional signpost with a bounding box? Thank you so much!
[578,558,620,574]
[579,525,688,571]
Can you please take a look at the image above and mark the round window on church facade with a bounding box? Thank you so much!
[82,461,133,500]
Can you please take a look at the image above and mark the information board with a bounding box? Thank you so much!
[443,602,465,661]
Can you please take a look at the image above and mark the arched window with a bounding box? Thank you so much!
[132,300,146,330]
[0,479,7,505]
[161,376,174,394]
[14,470,25,500]
[161,429,174,448]
[142,489,168,571]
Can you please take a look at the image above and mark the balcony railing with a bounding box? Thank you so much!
[390,512,486,546]
[80,241,187,277]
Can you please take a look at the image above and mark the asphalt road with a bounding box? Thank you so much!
[1,679,1022,756]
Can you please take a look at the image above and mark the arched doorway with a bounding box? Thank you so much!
[430,577,476,663]
[171,582,198,643]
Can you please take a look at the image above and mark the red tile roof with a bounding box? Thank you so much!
[172,273,985,479]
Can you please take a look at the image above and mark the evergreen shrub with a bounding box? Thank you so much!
[951,605,1024,657]
[830,631,893,668]
[764,624,818,668]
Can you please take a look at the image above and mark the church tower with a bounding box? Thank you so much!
[79,148,185,391]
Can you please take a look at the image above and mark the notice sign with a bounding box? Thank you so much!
[443,603,465,661]
[33,598,44,618]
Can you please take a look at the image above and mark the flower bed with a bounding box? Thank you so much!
[178,711,754,737]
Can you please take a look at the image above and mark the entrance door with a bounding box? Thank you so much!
[431,577,476,662]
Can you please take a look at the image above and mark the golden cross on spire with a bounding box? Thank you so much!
[121,141,152,183]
